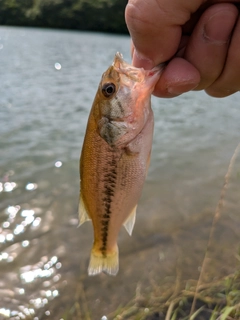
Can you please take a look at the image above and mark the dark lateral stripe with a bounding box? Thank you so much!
[100,160,118,256]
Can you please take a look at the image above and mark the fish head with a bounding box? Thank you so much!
[93,53,162,147]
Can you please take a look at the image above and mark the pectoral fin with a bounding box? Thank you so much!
[124,205,137,236]
[78,193,91,226]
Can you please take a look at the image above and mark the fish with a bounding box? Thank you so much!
[79,52,162,276]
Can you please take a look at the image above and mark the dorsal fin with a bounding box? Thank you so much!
[78,193,91,226]
[123,205,137,236]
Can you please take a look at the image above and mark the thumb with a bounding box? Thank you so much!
[125,0,206,68]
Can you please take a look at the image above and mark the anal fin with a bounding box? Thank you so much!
[78,193,91,226]
[123,205,137,236]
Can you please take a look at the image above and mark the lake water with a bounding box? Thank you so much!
[0,26,240,320]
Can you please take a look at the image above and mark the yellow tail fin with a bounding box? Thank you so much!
[88,246,119,276]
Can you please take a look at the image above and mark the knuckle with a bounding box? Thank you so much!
[125,1,162,34]
[125,2,146,30]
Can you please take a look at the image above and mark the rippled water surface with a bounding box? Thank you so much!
[1,26,240,320]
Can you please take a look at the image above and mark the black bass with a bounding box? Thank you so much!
[79,53,162,276]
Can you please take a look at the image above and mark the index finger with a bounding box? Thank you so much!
[125,0,208,68]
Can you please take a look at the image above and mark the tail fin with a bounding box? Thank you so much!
[88,246,119,276]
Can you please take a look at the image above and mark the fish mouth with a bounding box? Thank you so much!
[112,52,145,82]
[112,52,162,86]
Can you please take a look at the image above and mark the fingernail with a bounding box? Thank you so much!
[132,49,155,70]
[204,10,237,44]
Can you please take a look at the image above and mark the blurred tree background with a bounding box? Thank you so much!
[0,0,129,33]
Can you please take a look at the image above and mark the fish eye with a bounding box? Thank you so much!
[102,82,116,97]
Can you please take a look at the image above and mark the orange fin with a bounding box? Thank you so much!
[123,205,137,236]
[88,246,119,276]
[78,193,91,226]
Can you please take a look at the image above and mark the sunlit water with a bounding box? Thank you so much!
[0,26,240,320]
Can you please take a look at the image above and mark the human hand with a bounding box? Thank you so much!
[125,0,240,97]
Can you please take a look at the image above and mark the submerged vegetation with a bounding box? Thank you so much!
[63,239,240,320]
[63,261,240,319]
[0,0,128,33]
[106,270,240,320]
